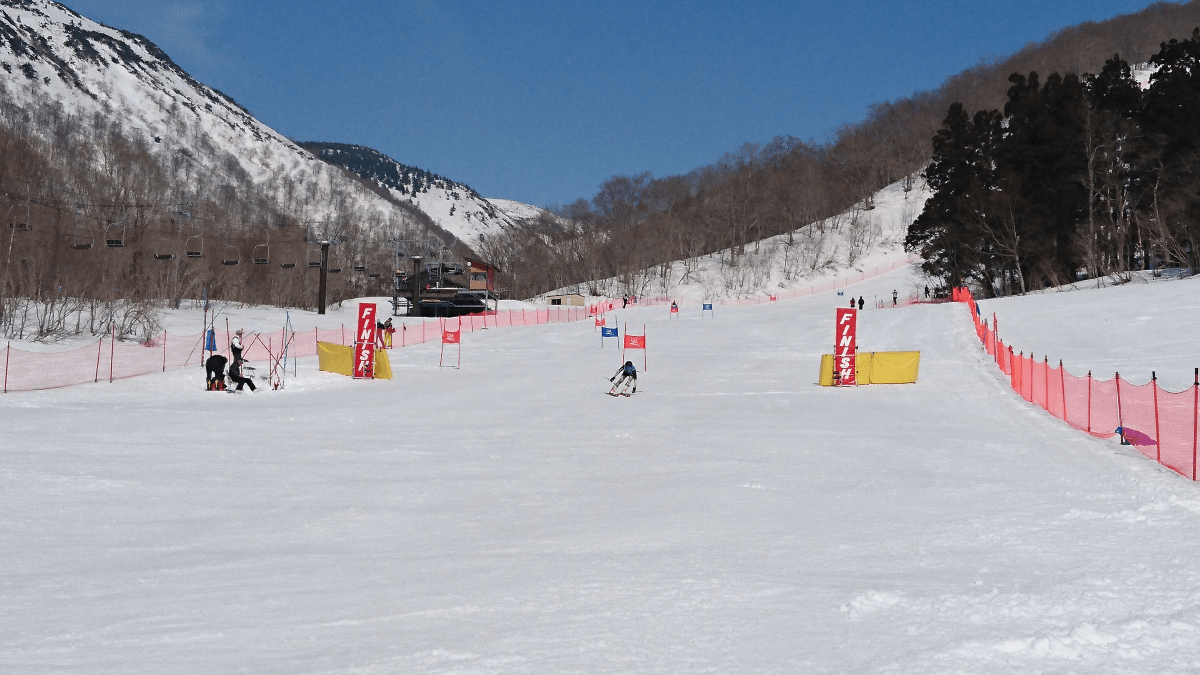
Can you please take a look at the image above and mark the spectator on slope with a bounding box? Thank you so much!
[892,290,898,307]
[849,297,856,308]
[377,318,395,348]
[205,353,228,391]
[609,361,638,395]
[231,329,246,364]
[858,296,864,310]
[228,357,257,392]
[924,285,930,299]
[622,296,628,309]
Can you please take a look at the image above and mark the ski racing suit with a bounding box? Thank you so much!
[610,363,637,393]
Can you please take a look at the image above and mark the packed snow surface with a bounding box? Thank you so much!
[5,267,1200,673]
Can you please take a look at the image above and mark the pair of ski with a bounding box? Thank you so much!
[607,391,633,397]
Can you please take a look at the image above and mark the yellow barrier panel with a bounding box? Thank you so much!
[317,341,392,379]
[867,351,919,384]
[374,349,393,380]
[818,351,920,386]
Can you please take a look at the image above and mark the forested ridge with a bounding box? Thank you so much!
[909,30,1200,295]
[479,1,1200,299]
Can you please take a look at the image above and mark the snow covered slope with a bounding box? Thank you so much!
[550,178,932,302]
[5,267,1200,673]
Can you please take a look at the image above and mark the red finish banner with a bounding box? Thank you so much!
[835,308,857,385]
[353,303,377,379]
[624,334,645,349]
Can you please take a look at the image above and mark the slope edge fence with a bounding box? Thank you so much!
[2,254,921,393]
[1,306,587,393]
[953,287,1200,481]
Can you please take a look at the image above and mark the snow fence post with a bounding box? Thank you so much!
[3,341,9,393]
[1059,360,1067,421]
[1044,356,1050,412]
[1193,367,1198,481]
[95,335,103,383]
[1027,354,1034,402]
[1116,373,1124,440]
[162,330,167,372]
[1153,372,1161,464]
[1087,371,1093,434]
[109,323,116,383]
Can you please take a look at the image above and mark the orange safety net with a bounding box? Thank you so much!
[955,286,1199,481]
[2,305,594,393]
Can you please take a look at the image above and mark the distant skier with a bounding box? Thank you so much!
[205,353,228,391]
[857,296,864,310]
[609,361,638,395]
[892,289,898,307]
[622,296,628,309]
[849,297,855,308]
[924,285,930,299]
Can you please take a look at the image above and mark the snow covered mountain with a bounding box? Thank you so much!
[300,142,522,247]
[0,0,542,252]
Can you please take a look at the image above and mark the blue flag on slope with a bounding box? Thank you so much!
[601,327,618,338]
[205,328,217,351]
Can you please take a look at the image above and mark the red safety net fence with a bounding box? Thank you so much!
[953,287,1200,480]
[2,305,590,393]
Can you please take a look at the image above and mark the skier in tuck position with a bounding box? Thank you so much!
[609,361,638,396]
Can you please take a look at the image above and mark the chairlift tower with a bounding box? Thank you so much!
[304,221,347,315]
[389,236,447,316]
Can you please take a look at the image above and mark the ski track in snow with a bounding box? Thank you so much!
[4,266,1200,673]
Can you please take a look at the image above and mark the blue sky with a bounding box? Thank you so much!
[70,0,1167,207]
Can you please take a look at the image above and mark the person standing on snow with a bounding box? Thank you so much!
[231,329,246,364]
[609,361,638,395]
[857,296,864,310]
[892,290,898,306]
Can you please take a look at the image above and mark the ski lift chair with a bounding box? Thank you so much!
[279,248,297,269]
[152,238,176,260]
[307,248,323,268]
[71,224,94,250]
[185,234,204,259]
[222,244,240,266]
[253,243,269,265]
[104,221,127,248]
[7,201,30,231]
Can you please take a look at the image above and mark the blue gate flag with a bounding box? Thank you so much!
[702,303,713,310]
[205,328,217,351]
[601,327,618,338]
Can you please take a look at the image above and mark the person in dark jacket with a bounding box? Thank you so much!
[228,357,256,392]
[609,361,638,395]
[205,353,228,391]
[231,329,246,363]
[857,296,864,310]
